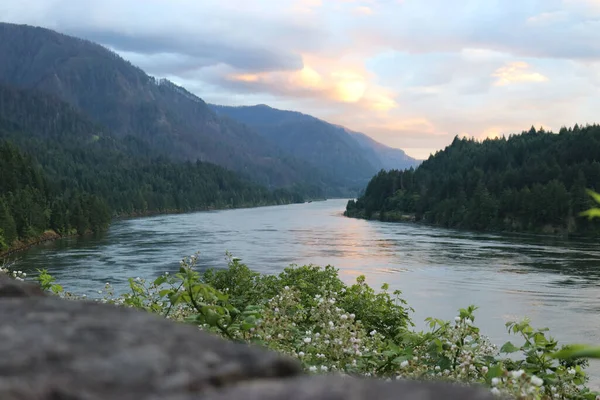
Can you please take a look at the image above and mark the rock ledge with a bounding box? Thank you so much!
[0,274,494,399]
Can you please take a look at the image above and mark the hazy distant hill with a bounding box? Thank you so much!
[0,22,330,190]
[211,104,420,187]
[0,83,315,250]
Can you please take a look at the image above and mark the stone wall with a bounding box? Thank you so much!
[0,274,496,399]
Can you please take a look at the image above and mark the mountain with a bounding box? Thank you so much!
[210,104,420,188]
[343,129,420,171]
[346,125,600,236]
[0,83,313,251]
[0,22,330,191]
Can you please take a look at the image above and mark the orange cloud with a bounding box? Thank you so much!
[230,73,262,82]
[370,118,438,134]
[226,53,397,111]
[492,61,548,86]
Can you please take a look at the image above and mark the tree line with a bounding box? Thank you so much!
[0,85,311,251]
[346,124,600,235]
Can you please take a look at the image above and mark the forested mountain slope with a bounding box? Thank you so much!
[0,22,331,191]
[346,125,600,235]
[0,84,308,252]
[211,104,420,188]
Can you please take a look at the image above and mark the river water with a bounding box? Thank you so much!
[10,199,600,379]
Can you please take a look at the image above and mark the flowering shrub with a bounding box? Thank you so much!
[0,265,26,281]
[1,254,599,399]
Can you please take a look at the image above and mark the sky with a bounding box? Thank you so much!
[1,0,600,159]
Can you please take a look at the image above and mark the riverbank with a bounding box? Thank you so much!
[1,198,313,258]
[343,208,589,239]
[0,230,67,258]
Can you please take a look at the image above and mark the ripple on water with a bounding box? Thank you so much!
[10,199,600,380]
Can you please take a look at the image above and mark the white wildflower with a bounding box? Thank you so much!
[309,366,317,372]
[369,330,377,336]
[491,387,500,396]
[400,360,409,368]
[455,316,461,323]
[530,375,544,387]
[491,378,500,386]
[304,337,312,344]
[321,365,328,372]
[511,370,524,379]
[298,351,305,357]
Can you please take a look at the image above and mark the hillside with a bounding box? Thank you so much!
[346,125,600,235]
[0,84,309,252]
[211,104,420,188]
[0,22,332,191]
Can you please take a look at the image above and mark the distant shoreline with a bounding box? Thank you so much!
[1,198,329,258]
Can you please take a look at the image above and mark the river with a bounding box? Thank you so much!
[9,199,600,380]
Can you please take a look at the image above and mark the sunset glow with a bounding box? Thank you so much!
[2,0,598,158]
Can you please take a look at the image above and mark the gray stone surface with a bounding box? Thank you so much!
[0,275,496,400]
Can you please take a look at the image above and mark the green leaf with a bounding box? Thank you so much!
[586,190,600,205]
[168,292,182,305]
[241,321,254,331]
[486,364,504,380]
[533,332,548,347]
[500,341,520,353]
[153,275,167,286]
[552,345,600,360]
[205,310,221,327]
[392,356,409,365]
[51,284,63,294]
[580,208,600,220]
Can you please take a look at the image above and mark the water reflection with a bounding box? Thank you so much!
[9,199,600,381]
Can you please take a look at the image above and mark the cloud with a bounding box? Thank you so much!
[492,62,549,86]
[0,0,599,159]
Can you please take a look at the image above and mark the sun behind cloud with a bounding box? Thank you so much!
[332,71,367,102]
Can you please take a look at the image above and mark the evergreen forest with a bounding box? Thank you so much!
[346,125,600,235]
[0,85,310,251]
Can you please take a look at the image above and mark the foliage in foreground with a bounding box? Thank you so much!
[2,256,598,400]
